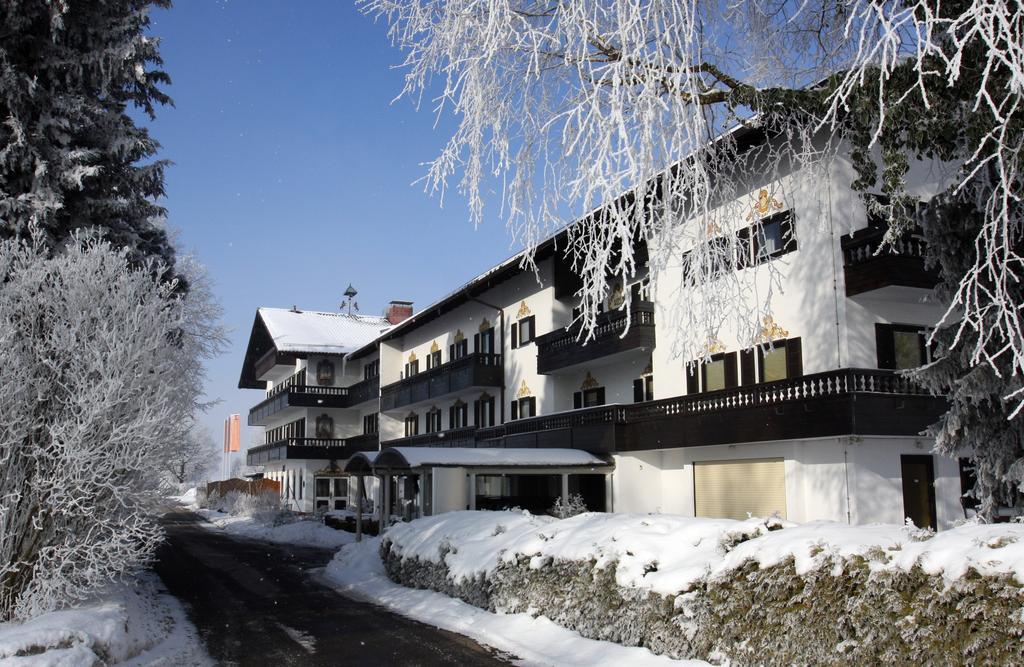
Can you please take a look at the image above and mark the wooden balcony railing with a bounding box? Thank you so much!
[535,302,656,374]
[840,226,938,296]
[248,375,380,426]
[246,436,379,466]
[380,353,502,411]
[381,426,479,449]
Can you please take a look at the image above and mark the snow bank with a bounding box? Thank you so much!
[196,509,354,549]
[0,571,210,666]
[324,537,707,666]
[377,511,1024,663]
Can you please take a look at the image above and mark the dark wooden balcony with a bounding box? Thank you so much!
[381,426,479,448]
[535,302,656,374]
[619,368,947,451]
[840,227,939,297]
[246,436,379,466]
[380,353,502,412]
[476,369,945,454]
[477,405,627,453]
[248,376,381,426]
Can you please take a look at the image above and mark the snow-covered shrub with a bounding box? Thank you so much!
[548,494,589,519]
[0,236,222,622]
[230,491,281,524]
[379,512,1024,663]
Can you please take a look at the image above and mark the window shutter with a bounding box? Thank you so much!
[449,344,455,361]
[686,363,699,394]
[740,348,756,385]
[486,400,495,426]
[724,352,738,389]
[511,323,519,349]
[473,400,481,426]
[528,397,537,417]
[633,379,644,403]
[511,400,518,420]
[785,337,803,378]
[449,406,455,428]
[781,212,797,253]
[473,333,480,353]
[875,324,896,369]
[595,388,606,405]
[736,227,751,269]
[574,392,583,409]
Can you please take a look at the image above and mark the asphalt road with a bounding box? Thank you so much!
[154,511,512,666]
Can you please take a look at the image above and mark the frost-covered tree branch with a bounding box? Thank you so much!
[0,234,225,621]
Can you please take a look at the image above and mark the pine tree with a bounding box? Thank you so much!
[0,0,176,270]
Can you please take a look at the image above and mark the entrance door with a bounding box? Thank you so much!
[901,455,937,530]
[314,476,349,511]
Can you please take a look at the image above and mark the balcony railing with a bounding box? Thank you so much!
[382,426,479,449]
[477,369,945,452]
[246,436,379,466]
[840,227,938,296]
[535,302,656,374]
[248,376,381,426]
[380,353,502,412]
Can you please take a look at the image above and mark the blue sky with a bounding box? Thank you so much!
[144,1,517,451]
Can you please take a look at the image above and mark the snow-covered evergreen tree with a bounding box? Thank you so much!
[0,233,223,622]
[0,0,176,271]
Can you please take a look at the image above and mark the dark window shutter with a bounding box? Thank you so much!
[740,348,756,385]
[737,227,751,269]
[528,397,537,417]
[473,333,480,353]
[781,212,797,253]
[511,323,519,349]
[574,392,583,409]
[786,337,803,378]
[474,400,481,426]
[511,400,518,420]
[724,352,738,389]
[449,406,455,427]
[449,344,455,360]
[487,399,495,426]
[633,379,644,403]
[686,363,699,394]
[595,388,605,406]
[875,324,896,369]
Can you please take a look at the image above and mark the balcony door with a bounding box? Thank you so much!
[314,476,349,512]
[900,455,937,530]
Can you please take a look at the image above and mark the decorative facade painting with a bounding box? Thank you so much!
[315,414,334,439]
[746,188,784,220]
[316,359,335,386]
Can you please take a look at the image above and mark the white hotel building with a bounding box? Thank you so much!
[238,135,967,531]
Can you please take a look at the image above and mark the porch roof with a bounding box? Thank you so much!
[344,447,612,473]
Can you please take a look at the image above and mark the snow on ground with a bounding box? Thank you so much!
[382,511,1024,595]
[194,508,355,549]
[323,536,708,667]
[170,487,197,505]
[0,571,211,666]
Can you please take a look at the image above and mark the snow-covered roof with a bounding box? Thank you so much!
[258,307,390,356]
[347,447,611,472]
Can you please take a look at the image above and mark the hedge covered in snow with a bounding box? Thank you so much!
[379,512,1024,664]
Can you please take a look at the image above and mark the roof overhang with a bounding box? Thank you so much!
[344,447,613,474]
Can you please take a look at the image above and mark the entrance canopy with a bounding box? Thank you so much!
[345,447,612,474]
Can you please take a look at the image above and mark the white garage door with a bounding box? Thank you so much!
[694,458,788,520]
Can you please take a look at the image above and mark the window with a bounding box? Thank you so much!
[633,375,654,402]
[266,417,305,444]
[404,359,419,378]
[449,400,468,428]
[425,407,442,433]
[686,353,738,394]
[876,324,928,370]
[474,393,496,427]
[510,396,537,420]
[511,315,536,348]
[450,338,468,361]
[751,211,796,264]
[475,327,495,355]
[363,359,379,380]
[426,349,442,370]
[740,338,803,384]
[404,413,419,437]
[362,412,378,435]
[573,387,606,409]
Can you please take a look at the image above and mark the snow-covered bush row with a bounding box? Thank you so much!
[200,489,283,524]
[380,512,1024,663]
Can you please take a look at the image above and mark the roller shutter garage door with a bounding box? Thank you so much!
[694,458,788,520]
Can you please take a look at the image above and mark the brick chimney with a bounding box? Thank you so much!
[386,300,414,325]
